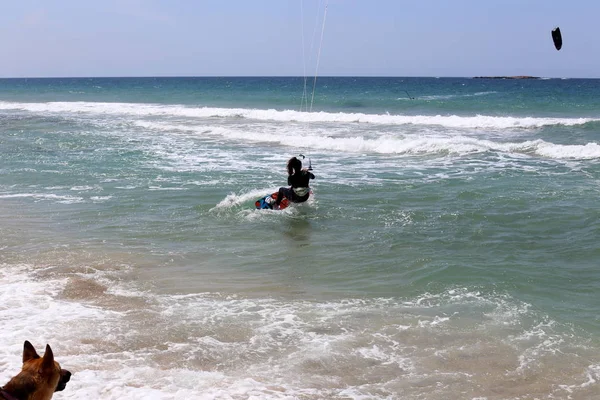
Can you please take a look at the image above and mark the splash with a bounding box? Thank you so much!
[212,189,278,210]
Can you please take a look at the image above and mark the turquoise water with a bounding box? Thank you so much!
[1,77,600,399]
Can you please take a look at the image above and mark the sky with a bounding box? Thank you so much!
[1,0,599,78]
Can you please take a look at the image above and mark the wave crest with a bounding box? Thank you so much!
[0,101,597,129]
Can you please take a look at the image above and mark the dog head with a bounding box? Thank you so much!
[2,341,71,400]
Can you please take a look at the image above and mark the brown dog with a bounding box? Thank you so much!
[0,341,71,400]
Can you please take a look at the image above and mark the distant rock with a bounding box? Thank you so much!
[472,76,540,80]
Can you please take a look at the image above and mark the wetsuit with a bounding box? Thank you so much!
[276,170,315,205]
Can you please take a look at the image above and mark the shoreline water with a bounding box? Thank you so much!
[1,77,600,398]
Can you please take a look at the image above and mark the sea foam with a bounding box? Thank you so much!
[134,120,600,160]
[0,101,596,129]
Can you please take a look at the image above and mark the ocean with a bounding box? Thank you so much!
[0,76,599,399]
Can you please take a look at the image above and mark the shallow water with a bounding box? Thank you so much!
[1,77,600,399]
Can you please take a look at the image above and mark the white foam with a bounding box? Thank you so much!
[212,189,277,210]
[70,186,97,191]
[418,91,498,101]
[1,265,597,399]
[147,186,187,191]
[136,121,600,160]
[532,140,600,159]
[0,100,595,129]
[0,193,85,203]
[90,196,113,202]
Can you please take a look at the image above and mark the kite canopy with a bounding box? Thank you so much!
[552,27,562,50]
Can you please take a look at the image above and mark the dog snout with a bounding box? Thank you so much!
[55,369,71,392]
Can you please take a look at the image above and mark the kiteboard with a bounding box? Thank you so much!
[255,192,290,210]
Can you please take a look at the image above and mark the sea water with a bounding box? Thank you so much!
[1,77,600,399]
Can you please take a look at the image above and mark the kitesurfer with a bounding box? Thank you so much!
[275,156,315,207]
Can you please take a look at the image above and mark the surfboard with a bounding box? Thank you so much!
[255,192,290,210]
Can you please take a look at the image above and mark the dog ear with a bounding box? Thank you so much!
[41,344,55,370]
[23,341,40,363]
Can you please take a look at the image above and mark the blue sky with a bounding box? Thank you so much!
[1,0,598,78]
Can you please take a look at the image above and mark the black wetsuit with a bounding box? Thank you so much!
[276,170,315,205]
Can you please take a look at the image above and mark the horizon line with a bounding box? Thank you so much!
[0,75,595,80]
